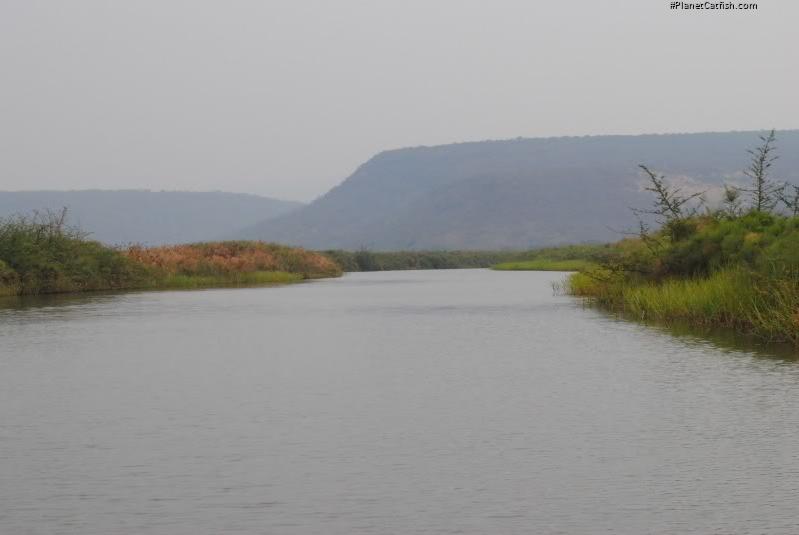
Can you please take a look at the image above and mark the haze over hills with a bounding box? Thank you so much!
[5,131,798,250]
[240,130,799,250]
[0,190,302,246]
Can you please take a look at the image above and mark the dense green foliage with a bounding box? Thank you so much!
[577,212,799,280]
[0,212,149,295]
[565,213,799,345]
[661,213,799,277]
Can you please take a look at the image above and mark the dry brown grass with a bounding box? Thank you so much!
[125,241,341,278]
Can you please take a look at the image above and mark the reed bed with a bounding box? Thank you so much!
[125,241,341,282]
[565,267,799,345]
[493,259,595,272]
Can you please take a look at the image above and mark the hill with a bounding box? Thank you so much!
[0,190,301,246]
[240,130,799,250]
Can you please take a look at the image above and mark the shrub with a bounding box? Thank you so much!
[0,212,148,294]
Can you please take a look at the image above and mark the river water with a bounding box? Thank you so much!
[2,269,798,534]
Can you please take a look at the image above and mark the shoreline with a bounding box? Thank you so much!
[0,270,342,299]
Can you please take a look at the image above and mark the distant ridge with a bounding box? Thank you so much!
[240,130,799,250]
[0,190,302,246]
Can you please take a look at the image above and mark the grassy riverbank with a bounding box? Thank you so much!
[563,213,799,345]
[324,245,616,272]
[322,249,527,271]
[492,244,610,271]
[493,259,593,271]
[126,241,341,288]
[0,212,341,295]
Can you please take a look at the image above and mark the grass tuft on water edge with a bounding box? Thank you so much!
[493,259,596,272]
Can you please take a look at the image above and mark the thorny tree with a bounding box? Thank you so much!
[721,185,743,218]
[740,129,781,212]
[634,164,704,241]
[779,184,799,217]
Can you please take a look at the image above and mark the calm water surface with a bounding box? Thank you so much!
[2,269,799,534]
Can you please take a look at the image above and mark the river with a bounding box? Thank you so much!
[2,269,798,534]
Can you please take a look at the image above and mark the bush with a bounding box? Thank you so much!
[0,211,149,294]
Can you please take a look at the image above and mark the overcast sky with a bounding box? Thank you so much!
[1,1,797,201]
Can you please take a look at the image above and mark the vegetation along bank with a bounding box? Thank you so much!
[322,249,528,272]
[560,130,799,345]
[0,210,341,296]
[492,244,611,272]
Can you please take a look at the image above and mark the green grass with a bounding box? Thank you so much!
[493,259,595,271]
[617,269,799,344]
[153,271,304,289]
[491,243,613,272]
[321,249,528,271]
[0,284,18,297]
[0,267,312,295]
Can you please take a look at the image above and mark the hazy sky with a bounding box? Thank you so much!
[1,1,797,201]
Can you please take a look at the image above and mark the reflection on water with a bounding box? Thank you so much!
[0,290,126,311]
[652,320,798,361]
[565,299,799,361]
[2,270,799,534]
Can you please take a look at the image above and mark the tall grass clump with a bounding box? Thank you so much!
[125,241,342,287]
